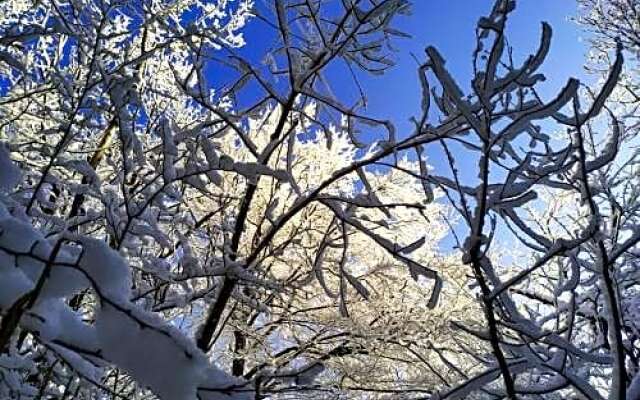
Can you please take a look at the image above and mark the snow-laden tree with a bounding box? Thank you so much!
[0,0,481,399]
[194,103,485,398]
[3,0,639,399]
[206,0,638,397]
[577,0,640,121]
[407,0,638,399]
[573,1,640,397]
[0,0,255,398]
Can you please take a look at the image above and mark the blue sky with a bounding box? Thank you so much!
[237,0,591,152]
[349,0,591,140]
[344,0,589,148]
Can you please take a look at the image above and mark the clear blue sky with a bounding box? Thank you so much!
[359,0,591,183]
[350,0,590,139]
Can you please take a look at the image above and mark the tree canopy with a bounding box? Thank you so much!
[0,0,639,399]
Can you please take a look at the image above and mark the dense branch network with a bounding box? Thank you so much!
[0,0,639,399]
